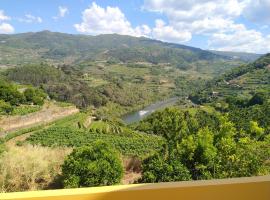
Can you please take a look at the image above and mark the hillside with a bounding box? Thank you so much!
[0,32,269,192]
[189,53,270,104]
[0,31,254,117]
[209,50,262,62]
[0,31,246,68]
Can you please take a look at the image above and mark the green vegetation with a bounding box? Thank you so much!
[1,31,245,116]
[16,112,163,157]
[62,141,123,188]
[0,31,251,66]
[26,126,164,157]
[189,54,270,104]
[0,31,269,191]
[137,107,270,182]
[0,78,46,115]
[10,105,41,115]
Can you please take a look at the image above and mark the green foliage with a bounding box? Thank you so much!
[6,64,107,108]
[11,105,41,115]
[0,31,246,66]
[26,126,164,157]
[247,92,266,106]
[0,78,47,115]
[138,107,270,181]
[6,64,65,86]
[0,100,13,114]
[62,141,124,188]
[141,153,191,183]
[24,88,46,105]
[228,102,270,133]
[0,138,6,155]
[189,54,270,105]
[0,80,25,106]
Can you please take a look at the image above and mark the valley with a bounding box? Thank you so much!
[0,31,269,192]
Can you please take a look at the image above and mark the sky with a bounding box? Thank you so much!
[0,0,270,53]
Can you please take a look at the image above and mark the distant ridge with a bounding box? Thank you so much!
[0,31,259,66]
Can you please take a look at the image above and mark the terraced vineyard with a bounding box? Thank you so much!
[190,54,270,103]
[26,126,164,157]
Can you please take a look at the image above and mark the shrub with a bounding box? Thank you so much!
[62,141,124,188]
[140,153,191,183]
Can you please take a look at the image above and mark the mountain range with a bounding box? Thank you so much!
[0,31,261,67]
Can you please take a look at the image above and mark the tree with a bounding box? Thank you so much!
[61,141,123,188]
[249,121,264,140]
[24,88,46,105]
[248,92,265,106]
[0,100,13,114]
[0,80,24,106]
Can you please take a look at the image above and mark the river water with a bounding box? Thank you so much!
[121,97,179,124]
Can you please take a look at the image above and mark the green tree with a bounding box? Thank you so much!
[249,121,265,140]
[24,88,46,105]
[0,100,13,114]
[248,92,265,106]
[62,141,124,188]
[0,80,24,106]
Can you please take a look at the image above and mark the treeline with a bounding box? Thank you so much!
[5,63,107,108]
[4,63,162,111]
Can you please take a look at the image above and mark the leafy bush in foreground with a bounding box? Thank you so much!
[138,107,270,182]
[62,141,123,188]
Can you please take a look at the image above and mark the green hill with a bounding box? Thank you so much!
[190,53,270,104]
[0,31,246,69]
[0,31,260,117]
[209,50,262,62]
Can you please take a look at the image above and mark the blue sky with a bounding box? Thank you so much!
[0,0,270,53]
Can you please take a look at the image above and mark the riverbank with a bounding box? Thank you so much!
[121,97,179,124]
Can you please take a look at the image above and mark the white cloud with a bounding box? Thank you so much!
[0,10,10,21]
[74,2,137,35]
[59,6,68,17]
[243,0,270,24]
[152,19,192,43]
[73,1,270,52]
[74,2,191,43]
[209,28,270,53]
[144,0,246,21]
[144,0,247,34]
[143,0,270,53]
[0,10,14,34]
[18,14,42,23]
[0,23,14,33]
[53,6,69,20]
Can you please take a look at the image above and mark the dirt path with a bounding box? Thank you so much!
[122,172,141,184]
[0,103,79,137]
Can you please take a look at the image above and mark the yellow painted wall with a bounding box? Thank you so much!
[1,175,269,200]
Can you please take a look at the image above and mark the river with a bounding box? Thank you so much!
[121,97,179,124]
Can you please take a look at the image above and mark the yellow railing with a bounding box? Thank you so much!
[1,175,270,200]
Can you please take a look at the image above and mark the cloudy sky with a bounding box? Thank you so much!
[1,0,270,53]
